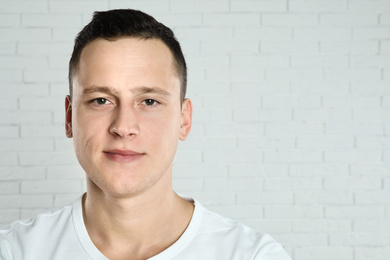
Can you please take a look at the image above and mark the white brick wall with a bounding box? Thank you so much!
[0,0,389,259]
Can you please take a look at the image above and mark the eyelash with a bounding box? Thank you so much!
[89,98,160,107]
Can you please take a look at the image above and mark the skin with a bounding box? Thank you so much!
[65,37,193,259]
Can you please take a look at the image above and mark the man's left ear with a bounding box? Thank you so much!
[65,95,73,138]
[179,98,192,141]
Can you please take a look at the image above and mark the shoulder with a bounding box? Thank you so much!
[0,203,74,258]
[192,201,291,259]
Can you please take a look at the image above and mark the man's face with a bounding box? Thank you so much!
[65,38,192,197]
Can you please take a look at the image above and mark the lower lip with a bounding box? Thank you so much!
[104,152,145,163]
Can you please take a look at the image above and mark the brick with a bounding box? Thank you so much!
[320,14,378,26]
[295,191,353,205]
[0,153,18,166]
[263,95,321,109]
[297,136,354,149]
[295,247,353,260]
[0,111,51,124]
[235,27,292,40]
[54,193,81,207]
[0,126,19,138]
[289,0,348,12]
[0,70,22,82]
[350,54,389,68]
[324,68,381,81]
[264,150,322,163]
[206,67,264,81]
[231,0,287,12]
[49,1,109,13]
[173,178,203,192]
[355,247,390,260]
[294,109,352,122]
[181,136,236,150]
[22,14,82,27]
[21,180,82,194]
[202,94,261,108]
[187,54,229,68]
[0,182,19,194]
[175,27,233,40]
[0,56,47,69]
[262,14,317,26]
[277,233,327,247]
[0,167,45,180]
[326,206,384,218]
[294,28,351,40]
[0,1,48,13]
[203,150,263,164]
[265,177,322,191]
[231,54,289,69]
[173,163,228,178]
[234,109,292,122]
[381,14,390,25]
[0,210,19,226]
[0,28,50,42]
[348,1,390,13]
[174,150,202,164]
[290,163,349,176]
[237,137,295,149]
[291,54,349,69]
[353,27,390,39]
[19,97,63,111]
[110,0,169,13]
[0,138,53,152]
[52,27,83,41]
[0,14,20,27]
[324,150,381,163]
[0,195,52,209]
[355,191,390,204]
[237,191,293,205]
[47,165,85,180]
[18,42,72,55]
[189,191,235,206]
[0,97,17,110]
[324,176,382,190]
[201,40,258,54]
[231,82,290,94]
[265,205,323,219]
[229,163,288,177]
[207,205,263,220]
[321,41,378,54]
[291,82,349,94]
[171,0,229,13]
[203,14,260,26]
[19,151,78,166]
[351,163,390,176]
[351,82,390,95]
[0,43,16,54]
[262,41,319,54]
[20,125,64,138]
[354,219,390,232]
[203,177,259,192]
[265,122,324,136]
[294,219,351,232]
[24,69,67,83]
[193,108,232,123]
[266,69,323,81]
[157,14,202,27]
[357,136,390,149]
[326,123,383,135]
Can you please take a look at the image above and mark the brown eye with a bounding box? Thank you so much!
[92,98,109,105]
[143,99,157,106]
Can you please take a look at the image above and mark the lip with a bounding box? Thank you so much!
[103,149,145,163]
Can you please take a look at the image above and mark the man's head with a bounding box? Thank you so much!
[69,9,187,103]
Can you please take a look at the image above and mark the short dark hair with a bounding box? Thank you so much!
[68,9,187,103]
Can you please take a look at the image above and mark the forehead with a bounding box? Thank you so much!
[74,37,179,94]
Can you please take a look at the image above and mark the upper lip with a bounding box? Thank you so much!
[104,149,144,156]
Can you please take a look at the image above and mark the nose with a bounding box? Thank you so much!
[109,105,139,138]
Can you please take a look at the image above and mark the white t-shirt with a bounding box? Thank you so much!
[0,195,291,260]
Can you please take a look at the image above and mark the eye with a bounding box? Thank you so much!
[92,98,111,105]
[142,99,158,106]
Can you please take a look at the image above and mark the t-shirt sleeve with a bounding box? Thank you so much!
[253,240,291,260]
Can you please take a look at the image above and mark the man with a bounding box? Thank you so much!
[0,9,291,259]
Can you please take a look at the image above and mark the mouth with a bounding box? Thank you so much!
[103,149,145,163]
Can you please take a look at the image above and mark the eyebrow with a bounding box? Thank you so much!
[82,86,171,96]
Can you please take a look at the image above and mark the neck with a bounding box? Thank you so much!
[82,180,194,259]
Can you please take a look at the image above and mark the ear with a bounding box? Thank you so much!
[65,95,73,138]
[179,98,193,141]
